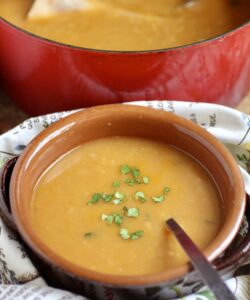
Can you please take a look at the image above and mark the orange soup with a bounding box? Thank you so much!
[31,136,222,275]
[0,0,250,50]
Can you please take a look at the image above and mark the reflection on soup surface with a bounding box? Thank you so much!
[31,136,222,275]
[0,0,250,50]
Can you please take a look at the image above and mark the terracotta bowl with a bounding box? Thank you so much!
[0,105,247,299]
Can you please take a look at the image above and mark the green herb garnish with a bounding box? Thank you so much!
[123,207,140,217]
[135,191,147,203]
[127,207,140,217]
[121,164,149,186]
[112,181,120,188]
[119,228,144,241]
[88,193,103,205]
[152,195,165,203]
[120,228,130,240]
[113,213,123,225]
[124,178,136,186]
[152,187,170,203]
[114,191,125,199]
[131,167,141,183]
[84,232,94,238]
[120,165,131,174]
[101,214,114,224]
[102,194,113,202]
[163,187,170,195]
[102,213,123,225]
[131,230,144,240]
[113,199,123,205]
[111,192,125,204]
[131,167,140,178]
[87,164,171,242]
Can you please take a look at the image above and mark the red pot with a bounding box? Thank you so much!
[0,17,250,116]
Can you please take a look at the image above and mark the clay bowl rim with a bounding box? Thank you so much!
[0,14,250,54]
[9,104,245,287]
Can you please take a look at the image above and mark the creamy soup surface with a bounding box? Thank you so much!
[0,0,250,50]
[31,136,222,275]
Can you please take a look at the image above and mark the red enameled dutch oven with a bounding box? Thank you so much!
[0,15,250,116]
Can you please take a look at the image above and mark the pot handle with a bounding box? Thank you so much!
[0,156,18,232]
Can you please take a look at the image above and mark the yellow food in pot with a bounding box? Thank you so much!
[0,0,250,50]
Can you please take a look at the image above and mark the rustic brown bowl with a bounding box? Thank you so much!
[1,104,246,299]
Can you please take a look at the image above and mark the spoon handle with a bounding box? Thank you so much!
[166,219,237,300]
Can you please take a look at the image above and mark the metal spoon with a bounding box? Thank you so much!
[166,218,237,300]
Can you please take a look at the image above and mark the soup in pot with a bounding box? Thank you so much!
[31,136,223,275]
[0,0,250,50]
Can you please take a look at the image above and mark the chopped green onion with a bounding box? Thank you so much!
[134,178,141,184]
[135,191,146,203]
[120,228,130,240]
[101,214,114,224]
[163,187,170,195]
[152,187,170,203]
[88,193,103,205]
[113,214,123,225]
[113,199,123,205]
[142,176,149,184]
[131,168,140,178]
[120,228,144,241]
[84,232,94,238]
[114,191,125,199]
[120,165,131,174]
[135,191,145,199]
[128,207,140,217]
[102,213,123,225]
[124,178,135,186]
[131,230,144,240]
[102,194,113,202]
[112,181,120,188]
[152,195,165,203]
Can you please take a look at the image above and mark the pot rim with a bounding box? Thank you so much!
[0,13,249,55]
[9,104,246,287]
